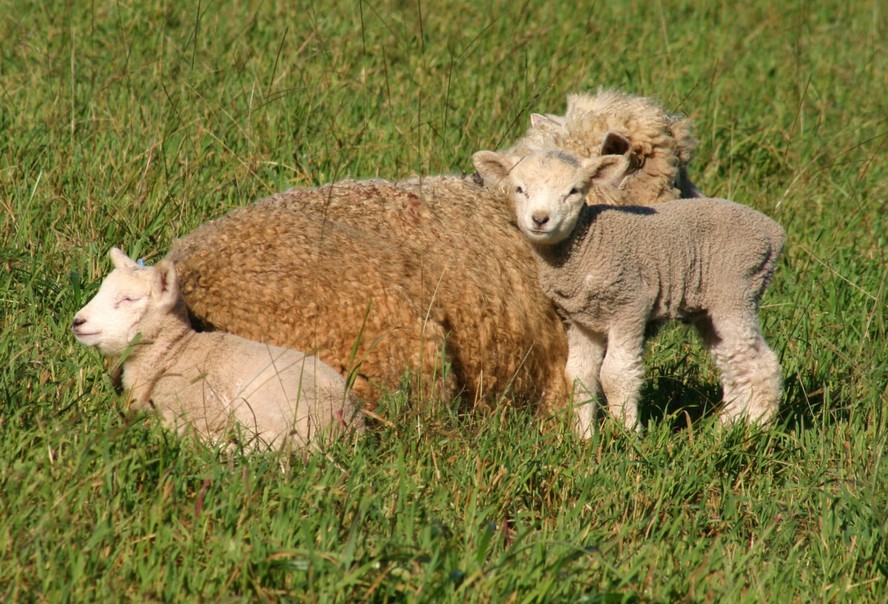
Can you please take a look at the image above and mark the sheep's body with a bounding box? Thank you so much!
[168,177,569,409]
[73,249,362,450]
[474,150,785,435]
[505,89,703,202]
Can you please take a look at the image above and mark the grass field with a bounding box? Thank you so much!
[2,0,886,601]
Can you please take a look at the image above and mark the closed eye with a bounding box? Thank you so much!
[115,295,142,308]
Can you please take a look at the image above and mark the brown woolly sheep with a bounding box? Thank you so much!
[168,177,569,410]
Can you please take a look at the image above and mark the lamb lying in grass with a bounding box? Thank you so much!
[73,248,363,450]
[473,149,785,436]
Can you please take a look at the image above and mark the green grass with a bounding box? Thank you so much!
[2,0,886,601]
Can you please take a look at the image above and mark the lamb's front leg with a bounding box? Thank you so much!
[564,322,606,439]
[599,327,645,431]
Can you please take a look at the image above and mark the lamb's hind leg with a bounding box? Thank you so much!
[599,327,645,431]
[564,322,606,439]
[695,312,782,425]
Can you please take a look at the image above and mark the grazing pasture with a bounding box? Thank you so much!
[1,0,885,601]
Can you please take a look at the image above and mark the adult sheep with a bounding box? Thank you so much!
[169,178,568,410]
[506,89,704,202]
[168,90,702,412]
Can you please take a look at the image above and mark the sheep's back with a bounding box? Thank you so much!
[168,197,452,406]
[586,199,785,319]
[154,331,361,448]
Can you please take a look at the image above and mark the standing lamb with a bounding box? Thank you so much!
[473,149,785,436]
[503,89,704,202]
[73,248,363,450]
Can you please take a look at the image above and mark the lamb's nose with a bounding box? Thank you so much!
[531,212,550,227]
[72,316,85,329]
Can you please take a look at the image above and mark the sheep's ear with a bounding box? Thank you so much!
[530,113,565,133]
[109,247,139,269]
[473,151,518,186]
[153,259,181,311]
[677,167,705,198]
[600,131,631,157]
[582,155,631,187]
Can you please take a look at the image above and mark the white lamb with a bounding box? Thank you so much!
[73,248,363,450]
[473,149,785,436]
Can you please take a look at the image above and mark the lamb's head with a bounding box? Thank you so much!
[473,149,628,245]
[73,248,183,356]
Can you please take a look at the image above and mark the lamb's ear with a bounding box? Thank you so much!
[152,259,181,311]
[600,131,631,157]
[109,247,139,269]
[473,151,519,186]
[582,155,631,187]
[530,113,565,133]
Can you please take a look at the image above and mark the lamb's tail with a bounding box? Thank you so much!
[753,219,787,302]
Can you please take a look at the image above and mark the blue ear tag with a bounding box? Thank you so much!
[137,259,145,267]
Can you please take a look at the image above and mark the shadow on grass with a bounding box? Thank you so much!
[777,371,849,431]
[639,370,847,434]
[639,375,722,432]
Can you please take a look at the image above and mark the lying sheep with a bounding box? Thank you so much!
[73,248,363,450]
[504,89,704,202]
[168,178,569,410]
[473,149,785,435]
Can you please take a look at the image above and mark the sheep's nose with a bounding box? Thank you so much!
[531,212,550,227]
[72,316,85,329]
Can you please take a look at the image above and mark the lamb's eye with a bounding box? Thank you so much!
[117,295,140,307]
[568,187,581,196]
[515,186,525,195]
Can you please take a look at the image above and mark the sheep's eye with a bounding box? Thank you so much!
[515,186,525,195]
[568,187,581,196]
[116,295,141,307]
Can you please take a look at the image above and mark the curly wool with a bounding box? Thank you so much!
[506,89,701,202]
[167,176,569,411]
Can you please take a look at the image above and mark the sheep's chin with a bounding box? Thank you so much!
[522,227,565,245]
[74,331,101,347]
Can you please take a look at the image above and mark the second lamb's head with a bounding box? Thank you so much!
[473,149,628,245]
[73,248,186,357]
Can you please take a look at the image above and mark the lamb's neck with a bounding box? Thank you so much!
[120,314,195,407]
